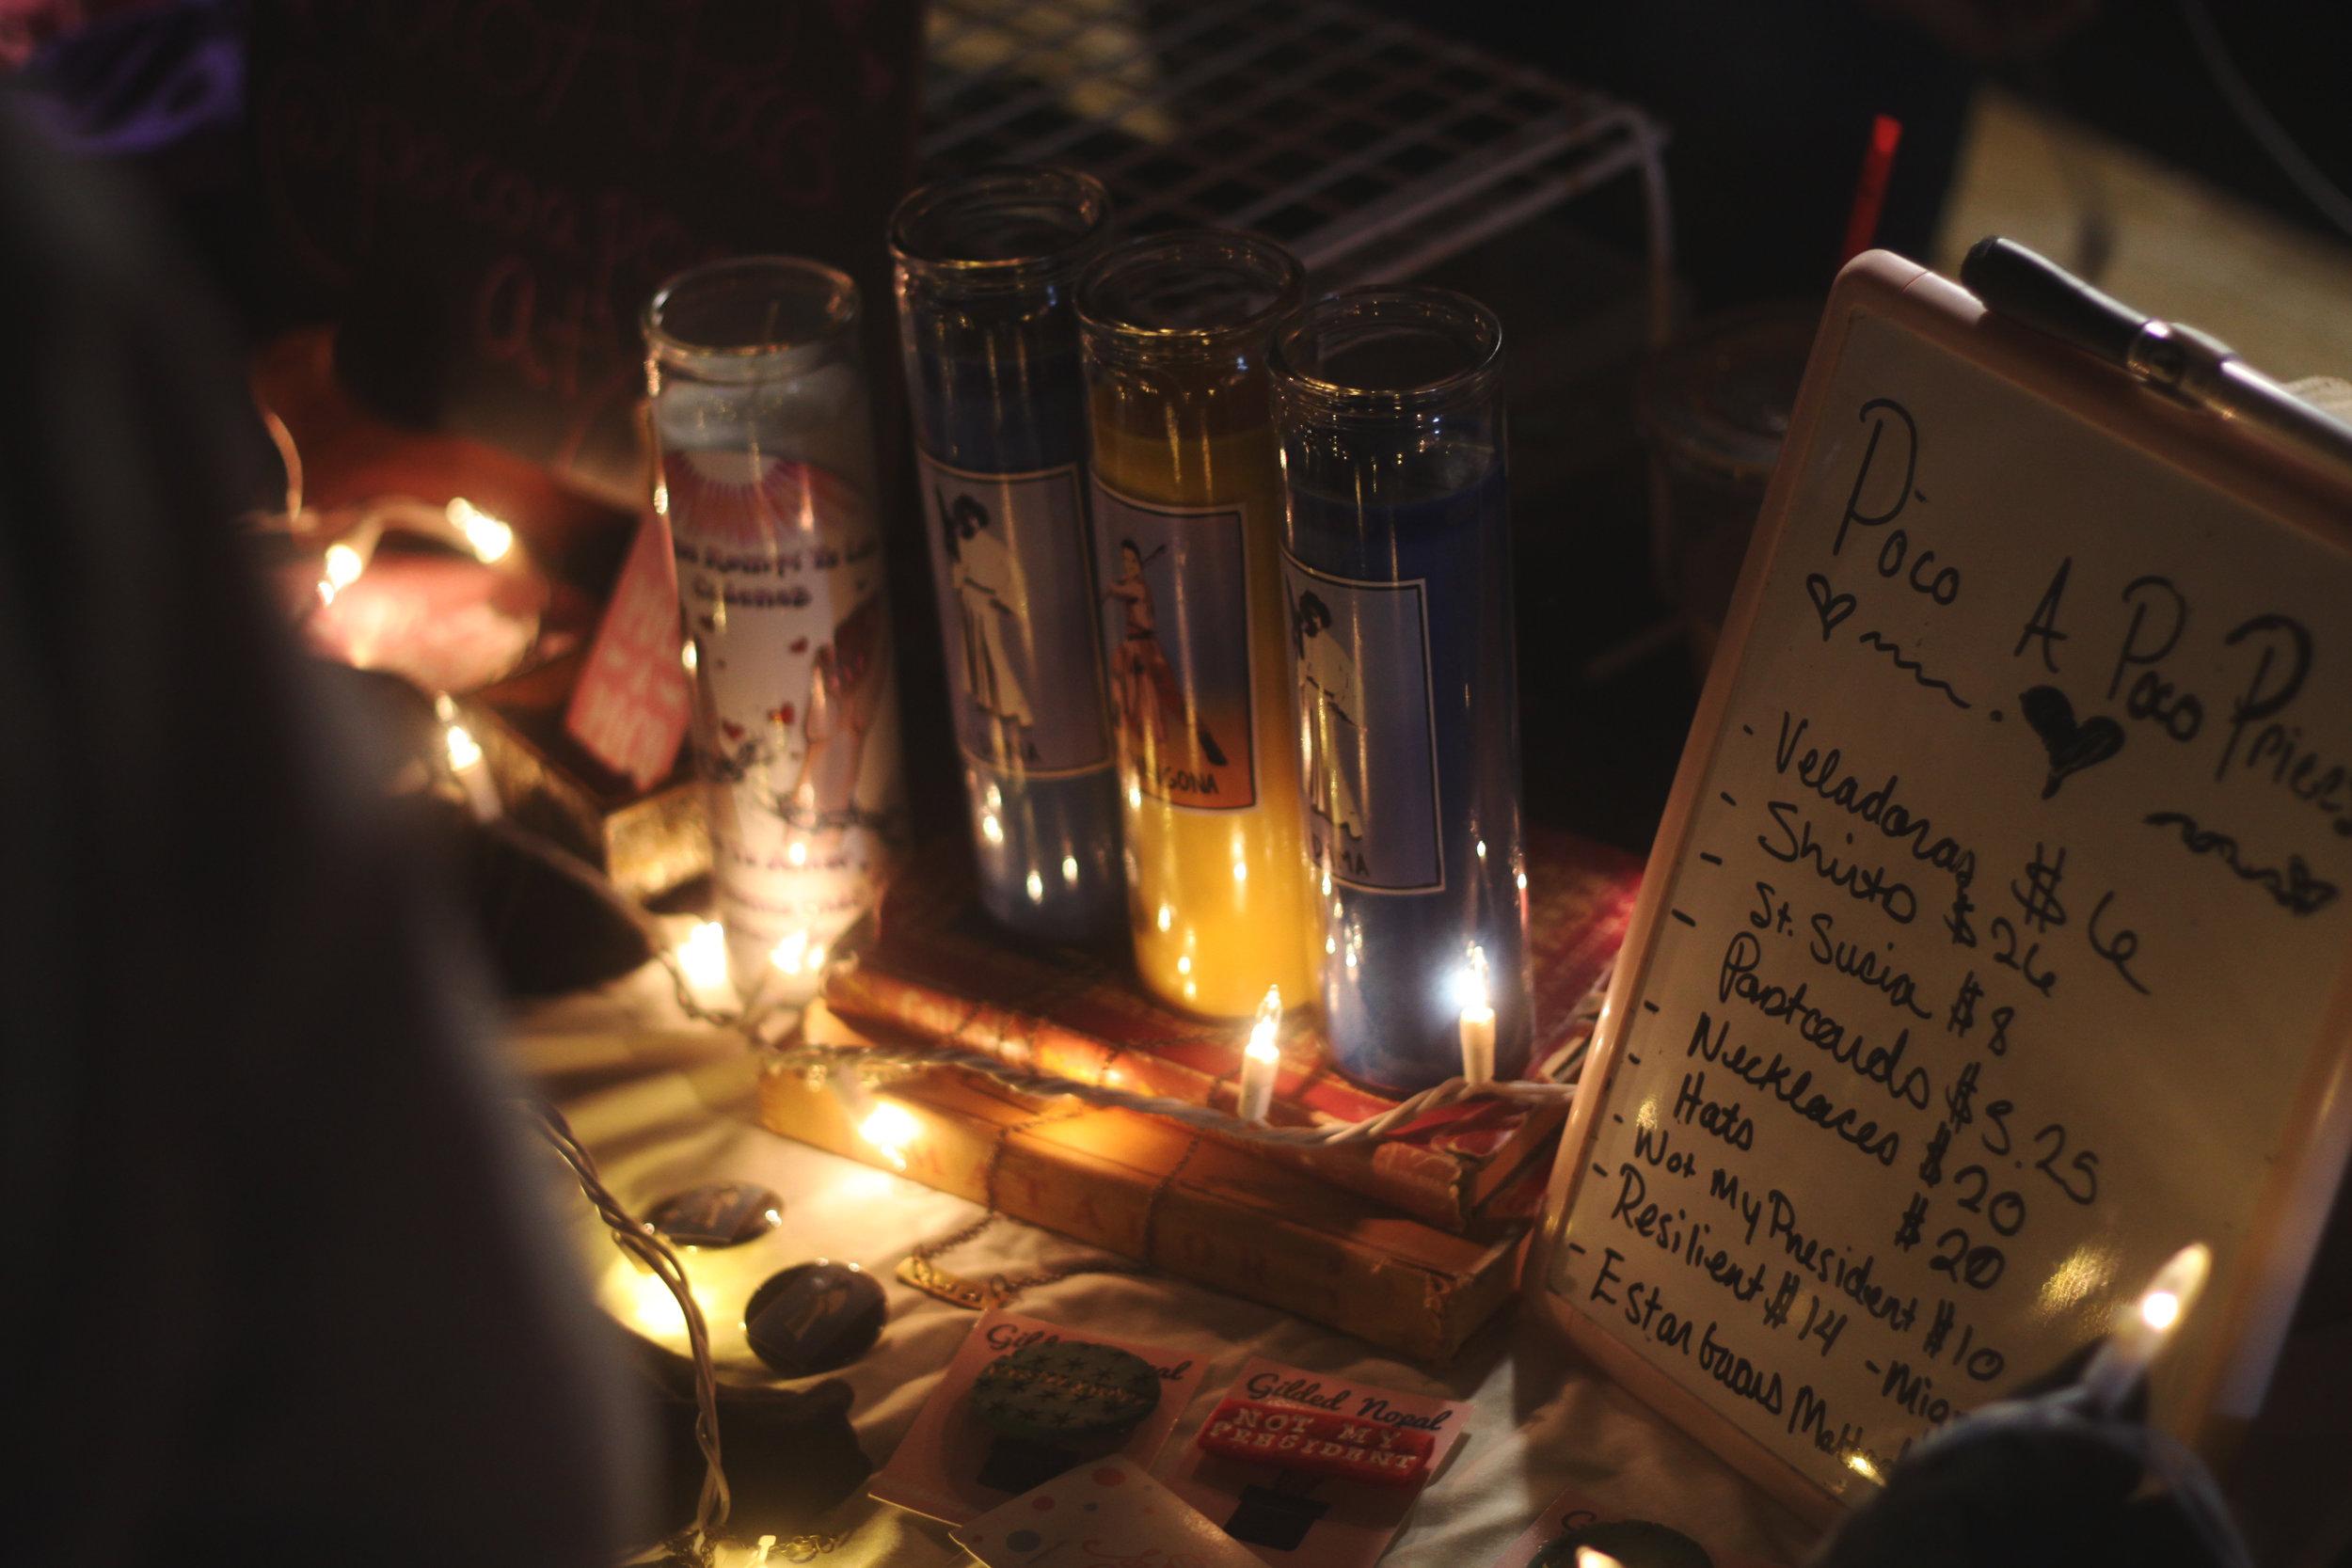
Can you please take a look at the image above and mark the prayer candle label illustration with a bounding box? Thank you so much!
[1281,555,1445,893]
[1091,482,1258,810]
[666,451,905,976]
[920,455,1113,779]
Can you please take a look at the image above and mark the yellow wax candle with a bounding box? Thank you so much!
[1078,234,1315,1018]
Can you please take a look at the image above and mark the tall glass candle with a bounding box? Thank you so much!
[646,258,907,1002]
[1078,231,1314,1018]
[891,167,1122,946]
[1270,287,1531,1092]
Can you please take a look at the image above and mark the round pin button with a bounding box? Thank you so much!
[744,1260,885,1377]
[973,1339,1161,1444]
[646,1182,786,1248]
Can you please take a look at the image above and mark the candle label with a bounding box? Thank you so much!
[920,454,1113,780]
[1281,556,1445,894]
[1090,481,1259,810]
[665,450,906,973]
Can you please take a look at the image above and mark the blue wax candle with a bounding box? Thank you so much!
[892,170,1124,946]
[1273,288,1532,1093]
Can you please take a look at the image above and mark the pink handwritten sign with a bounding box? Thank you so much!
[565,513,691,789]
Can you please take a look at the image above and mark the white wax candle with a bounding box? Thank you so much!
[1237,984,1283,1123]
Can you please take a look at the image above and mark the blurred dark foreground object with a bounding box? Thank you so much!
[0,98,644,1566]
[1810,1348,2249,1568]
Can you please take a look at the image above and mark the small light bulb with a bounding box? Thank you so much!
[1475,838,1487,861]
[859,1101,920,1171]
[1177,954,1192,975]
[1061,854,1079,884]
[1025,869,1044,901]
[1126,782,1143,810]
[678,921,728,991]
[1155,903,1173,933]
[629,1271,686,1334]
[1247,984,1282,1065]
[323,541,364,589]
[681,641,698,673]
[1516,871,1529,892]
[448,497,514,563]
[980,813,1004,847]
[1232,859,1248,883]
[1462,943,1491,1014]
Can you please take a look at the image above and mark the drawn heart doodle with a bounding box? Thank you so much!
[769,704,797,726]
[1804,573,1855,641]
[2019,685,2124,799]
[721,720,746,742]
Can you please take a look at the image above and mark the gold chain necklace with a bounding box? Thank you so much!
[895,1110,1154,1308]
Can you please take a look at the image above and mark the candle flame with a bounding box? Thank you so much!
[444,722,484,772]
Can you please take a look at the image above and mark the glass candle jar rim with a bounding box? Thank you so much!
[1076,229,1304,356]
[644,256,860,365]
[889,166,1110,291]
[1270,286,1503,417]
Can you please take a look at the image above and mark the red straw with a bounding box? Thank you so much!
[1839,114,1905,267]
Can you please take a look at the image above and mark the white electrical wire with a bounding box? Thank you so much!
[771,962,1608,1148]
[531,1106,729,1563]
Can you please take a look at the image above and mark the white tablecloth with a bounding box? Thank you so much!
[515,962,1821,1566]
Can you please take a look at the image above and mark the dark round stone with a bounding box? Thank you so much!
[1534,1520,1715,1568]
[972,1339,1160,1444]
[743,1260,885,1377]
[646,1182,785,1248]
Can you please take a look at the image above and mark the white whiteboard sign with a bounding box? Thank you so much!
[1533,255,2352,1517]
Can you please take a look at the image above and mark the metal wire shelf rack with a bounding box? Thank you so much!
[920,0,1672,307]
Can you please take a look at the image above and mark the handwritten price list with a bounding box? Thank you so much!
[1549,312,2352,1498]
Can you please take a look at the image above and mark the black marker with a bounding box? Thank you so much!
[1963,236,2352,483]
